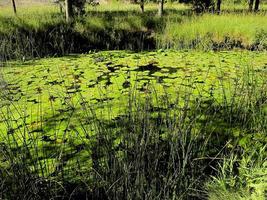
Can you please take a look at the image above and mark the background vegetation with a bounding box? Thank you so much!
[0,0,267,60]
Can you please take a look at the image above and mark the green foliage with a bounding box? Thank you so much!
[207,147,267,200]
[158,13,267,50]
[0,3,267,60]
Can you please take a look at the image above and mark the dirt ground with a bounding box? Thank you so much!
[0,0,52,7]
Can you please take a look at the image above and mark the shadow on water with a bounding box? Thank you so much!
[2,75,266,199]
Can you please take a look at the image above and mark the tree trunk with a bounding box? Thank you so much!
[11,0,17,15]
[216,0,221,14]
[254,0,260,11]
[249,0,254,11]
[65,0,73,22]
[59,1,63,14]
[158,0,164,17]
[140,0,144,13]
[205,0,211,11]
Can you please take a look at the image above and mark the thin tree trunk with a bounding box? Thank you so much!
[158,0,164,17]
[249,0,254,11]
[205,0,211,11]
[59,1,63,14]
[254,0,260,11]
[65,0,73,22]
[216,0,221,14]
[140,0,144,13]
[11,0,17,15]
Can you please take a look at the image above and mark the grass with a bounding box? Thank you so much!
[207,147,267,200]
[159,13,267,49]
[0,4,62,33]
[0,2,267,60]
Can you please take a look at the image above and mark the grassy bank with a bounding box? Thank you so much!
[0,3,267,60]
[159,13,267,50]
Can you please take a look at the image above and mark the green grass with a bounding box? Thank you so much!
[160,13,267,49]
[207,147,267,200]
[0,2,266,59]
[0,5,62,33]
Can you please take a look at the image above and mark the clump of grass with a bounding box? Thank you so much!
[207,146,267,200]
[205,63,267,199]
[158,13,267,50]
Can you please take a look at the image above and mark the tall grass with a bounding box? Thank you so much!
[159,13,267,50]
[0,5,62,33]
[207,146,267,200]
[0,2,267,60]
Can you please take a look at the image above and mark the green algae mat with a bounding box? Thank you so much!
[0,50,266,172]
[1,50,267,134]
